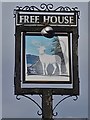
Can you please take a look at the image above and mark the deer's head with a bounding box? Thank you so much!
[38,46,46,55]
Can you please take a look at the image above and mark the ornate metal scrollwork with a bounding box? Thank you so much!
[14,3,53,12]
[16,95,21,100]
[13,3,80,20]
[54,6,78,11]
[52,95,78,117]
[14,3,79,12]
[13,3,80,19]
[37,110,42,116]
[16,95,78,117]
[40,3,53,11]
[16,95,42,116]
[73,95,78,101]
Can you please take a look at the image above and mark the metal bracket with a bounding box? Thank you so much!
[52,95,78,116]
[16,95,42,116]
[16,95,78,117]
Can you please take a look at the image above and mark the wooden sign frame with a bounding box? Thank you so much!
[14,4,80,95]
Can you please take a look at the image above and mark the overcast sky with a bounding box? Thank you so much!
[2,2,88,118]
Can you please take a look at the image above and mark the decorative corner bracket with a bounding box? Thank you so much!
[13,3,80,18]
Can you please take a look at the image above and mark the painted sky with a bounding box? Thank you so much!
[25,35,54,55]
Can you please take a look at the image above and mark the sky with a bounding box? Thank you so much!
[25,35,54,55]
[2,2,88,119]
[25,35,68,56]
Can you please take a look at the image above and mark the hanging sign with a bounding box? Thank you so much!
[14,4,80,95]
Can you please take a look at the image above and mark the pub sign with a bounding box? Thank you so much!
[14,3,80,95]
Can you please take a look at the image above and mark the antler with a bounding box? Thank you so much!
[32,39,52,48]
[32,40,41,47]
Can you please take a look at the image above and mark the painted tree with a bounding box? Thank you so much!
[51,36,67,74]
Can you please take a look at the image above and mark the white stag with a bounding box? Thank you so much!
[38,46,61,75]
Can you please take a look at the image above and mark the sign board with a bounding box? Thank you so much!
[14,4,80,95]
[17,12,76,26]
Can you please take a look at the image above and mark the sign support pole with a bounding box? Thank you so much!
[42,91,53,119]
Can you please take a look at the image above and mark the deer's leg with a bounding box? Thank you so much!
[45,64,48,75]
[52,63,57,75]
[58,63,61,75]
[42,63,45,75]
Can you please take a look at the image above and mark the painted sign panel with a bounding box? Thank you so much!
[14,4,80,95]
[23,34,71,83]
